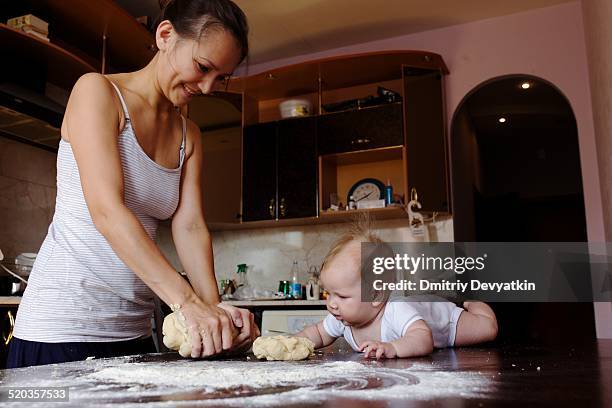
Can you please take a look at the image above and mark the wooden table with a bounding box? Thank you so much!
[1,339,610,407]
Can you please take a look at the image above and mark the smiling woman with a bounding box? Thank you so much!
[7,0,259,369]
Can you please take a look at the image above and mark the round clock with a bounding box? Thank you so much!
[347,178,386,204]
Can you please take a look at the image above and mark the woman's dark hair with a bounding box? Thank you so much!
[156,0,249,63]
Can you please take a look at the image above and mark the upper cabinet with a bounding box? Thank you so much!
[221,51,450,229]
[188,94,243,226]
[403,67,449,213]
[317,103,404,155]
[1,0,155,150]
[242,116,317,222]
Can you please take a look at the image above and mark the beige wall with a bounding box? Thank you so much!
[0,138,56,259]
[581,0,612,338]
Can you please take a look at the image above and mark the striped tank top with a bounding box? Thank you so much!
[14,82,185,342]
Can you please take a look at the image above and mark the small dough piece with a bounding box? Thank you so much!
[162,311,192,358]
[252,335,315,361]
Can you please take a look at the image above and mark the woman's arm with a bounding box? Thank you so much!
[170,119,258,350]
[64,73,234,356]
[170,120,218,304]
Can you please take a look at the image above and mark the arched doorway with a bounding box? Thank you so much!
[450,75,595,344]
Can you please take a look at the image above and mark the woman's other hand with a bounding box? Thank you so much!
[179,299,238,358]
[217,303,260,353]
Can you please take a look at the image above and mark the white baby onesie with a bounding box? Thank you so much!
[323,297,464,351]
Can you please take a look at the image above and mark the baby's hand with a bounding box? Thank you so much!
[360,341,398,359]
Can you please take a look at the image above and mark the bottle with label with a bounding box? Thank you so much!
[348,195,356,210]
[290,260,302,299]
[236,263,248,287]
[385,179,393,206]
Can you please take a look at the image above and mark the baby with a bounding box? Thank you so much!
[296,226,498,359]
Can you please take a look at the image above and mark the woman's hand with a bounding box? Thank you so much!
[179,300,239,358]
[217,303,260,353]
[360,341,398,360]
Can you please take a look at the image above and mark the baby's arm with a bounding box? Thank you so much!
[295,321,336,349]
[361,320,433,359]
[454,301,498,346]
[391,319,434,357]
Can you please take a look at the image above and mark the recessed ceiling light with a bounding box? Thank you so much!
[521,82,531,89]
[498,117,507,123]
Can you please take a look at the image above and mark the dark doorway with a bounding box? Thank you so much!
[450,75,595,345]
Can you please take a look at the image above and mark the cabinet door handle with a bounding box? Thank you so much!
[350,138,371,145]
[269,198,275,218]
[3,310,14,346]
[280,198,286,217]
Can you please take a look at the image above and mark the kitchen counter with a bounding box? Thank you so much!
[222,299,326,307]
[0,298,327,308]
[0,296,20,307]
[1,339,611,407]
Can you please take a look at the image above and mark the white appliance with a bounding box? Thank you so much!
[261,309,329,335]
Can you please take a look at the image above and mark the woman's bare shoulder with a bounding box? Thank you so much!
[71,73,115,97]
[61,73,123,142]
[183,117,202,157]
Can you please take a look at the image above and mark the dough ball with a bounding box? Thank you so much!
[252,335,315,361]
[162,311,192,358]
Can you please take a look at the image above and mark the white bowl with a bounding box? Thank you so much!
[279,99,311,118]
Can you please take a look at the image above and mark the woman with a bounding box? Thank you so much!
[8,0,258,368]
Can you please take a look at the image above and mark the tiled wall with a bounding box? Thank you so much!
[0,138,56,259]
[157,217,454,292]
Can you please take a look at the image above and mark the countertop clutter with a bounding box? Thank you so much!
[0,339,610,407]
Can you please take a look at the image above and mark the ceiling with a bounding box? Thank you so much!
[115,0,574,65]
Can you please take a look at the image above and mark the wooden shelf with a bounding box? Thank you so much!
[254,101,405,126]
[208,206,408,231]
[319,145,406,212]
[319,206,407,220]
[231,50,448,101]
[26,0,156,73]
[321,145,404,165]
[2,23,96,89]
[0,296,21,307]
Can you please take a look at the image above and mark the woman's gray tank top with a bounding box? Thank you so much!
[14,81,186,342]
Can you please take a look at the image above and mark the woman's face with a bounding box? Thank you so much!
[157,24,242,107]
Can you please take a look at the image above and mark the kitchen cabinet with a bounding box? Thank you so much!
[403,67,450,213]
[242,117,317,221]
[221,51,451,229]
[189,94,243,226]
[242,122,277,222]
[317,102,404,155]
[1,0,155,150]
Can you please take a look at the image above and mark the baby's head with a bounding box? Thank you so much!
[320,221,391,328]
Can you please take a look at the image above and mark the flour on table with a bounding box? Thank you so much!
[0,356,495,407]
[252,335,314,361]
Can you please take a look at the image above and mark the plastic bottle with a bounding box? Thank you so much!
[385,179,393,206]
[236,263,248,287]
[348,195,356,210]
[290,261,302,299]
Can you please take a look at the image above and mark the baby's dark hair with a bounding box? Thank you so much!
[156,0,249,63]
